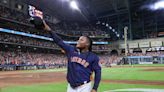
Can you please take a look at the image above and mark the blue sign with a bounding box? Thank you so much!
[0,28,109,45]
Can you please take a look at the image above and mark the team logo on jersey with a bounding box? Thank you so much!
[71,56,89,68]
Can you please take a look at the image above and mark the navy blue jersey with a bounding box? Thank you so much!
[50,31,101,90]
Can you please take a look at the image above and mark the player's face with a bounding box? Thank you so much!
[76,36,89,49]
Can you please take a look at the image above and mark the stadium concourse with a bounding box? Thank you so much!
[0,0,164,92]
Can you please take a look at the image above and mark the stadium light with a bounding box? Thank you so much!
[117,34,120,37]
[149,0,164,10]
[154,0,164,10]
[18,46,21,49]
[112,29,115,32]
[106,24,109,27]
[70,0,79,10]
[109,26,112,30]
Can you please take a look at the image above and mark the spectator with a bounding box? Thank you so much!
[0,49,67,69]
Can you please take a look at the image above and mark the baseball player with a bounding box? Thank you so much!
[31,17,101,92]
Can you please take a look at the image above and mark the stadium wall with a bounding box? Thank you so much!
[107,37,164,55]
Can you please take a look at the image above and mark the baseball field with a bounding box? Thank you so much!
[0,64,164,92]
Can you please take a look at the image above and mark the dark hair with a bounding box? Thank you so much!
[84,36,93,51]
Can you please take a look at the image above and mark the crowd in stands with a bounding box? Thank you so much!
[0,49,112,71]
[0,5,108,38]
[147,31,164,38]
[0,49,67,70]
[0,48,112,70]
[1,5,163,69]
[0,32,58,49]
[0,4,110,70]
[100,51,164,67]
[0,5,29,24]
[54,22,108,37]
[55,29,107,37]
[0,32,109,51]
[92,45,109,51]
[0,49,125,70]
[128,51,164,56]
[0,16,49,36]
[98,54,123,67]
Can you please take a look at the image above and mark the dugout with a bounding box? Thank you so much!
[158,56,164,64]
[126,56,154,64]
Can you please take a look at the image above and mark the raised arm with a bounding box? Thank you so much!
[43,21,73,53]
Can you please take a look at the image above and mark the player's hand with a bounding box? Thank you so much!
[91,89,96,92]
[43,20,51,31]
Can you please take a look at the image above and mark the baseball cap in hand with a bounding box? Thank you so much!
[30,16,45,30]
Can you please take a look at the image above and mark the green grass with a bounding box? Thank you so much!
[99,83,164,92]
[1,64,164,92]
[1,82,164,92]
[121,64,164,67]
[1,82,67,92]
[102,67,164,81]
